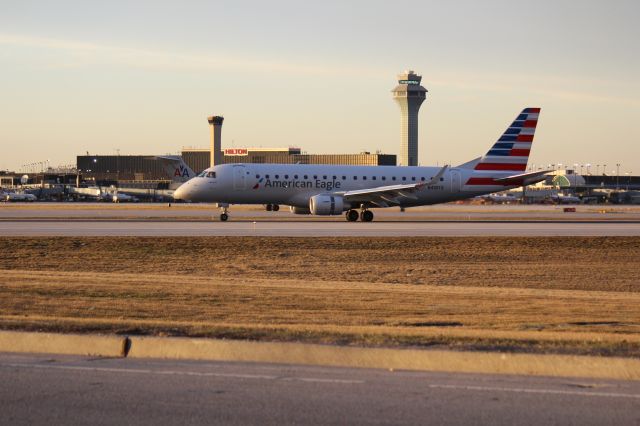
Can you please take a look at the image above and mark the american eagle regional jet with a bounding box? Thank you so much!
[174,108,548,221]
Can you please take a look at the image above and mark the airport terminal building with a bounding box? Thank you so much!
[78,147,396,182]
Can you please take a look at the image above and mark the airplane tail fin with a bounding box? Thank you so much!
[475,107,540,172]
[465,108,542,186]
[154,156,195,183]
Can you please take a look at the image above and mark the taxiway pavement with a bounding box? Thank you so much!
[0,219,639,236]
[2,353,639,426]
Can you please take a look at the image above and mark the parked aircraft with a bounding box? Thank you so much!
[3,192,37,202]
[174,108,549,221]
[485,192,522,204]
[552,193,581,204]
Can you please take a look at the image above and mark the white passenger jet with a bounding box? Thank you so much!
[174,108,548,221]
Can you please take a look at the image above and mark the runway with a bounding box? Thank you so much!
[1,219,639,236]
[2,353,639,426]
[2,204,639,236]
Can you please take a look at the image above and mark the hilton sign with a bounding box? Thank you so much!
[224,148,248,156]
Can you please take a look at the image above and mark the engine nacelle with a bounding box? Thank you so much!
[309,194,344,215]
[290,206,311,215]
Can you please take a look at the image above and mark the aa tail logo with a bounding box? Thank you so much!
[174,166,191,178]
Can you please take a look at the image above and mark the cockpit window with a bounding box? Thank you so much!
[206,171,216,178]
[197,171,207,177]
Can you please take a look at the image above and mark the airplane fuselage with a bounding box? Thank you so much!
[176,163,514,208]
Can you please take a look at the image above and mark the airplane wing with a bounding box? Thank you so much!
[494,169,551,186]
[338,165,448,207]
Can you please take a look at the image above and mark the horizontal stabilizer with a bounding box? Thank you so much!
[494,170,552,186]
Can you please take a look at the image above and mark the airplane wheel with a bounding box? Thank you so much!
[345,209,359,222]
[273,204,280,211]
[266,204,273,211]
[360,210,374,222]
[220,213,229,221]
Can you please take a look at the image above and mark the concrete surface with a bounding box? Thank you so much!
[1,219,639,236]
[2,353,639,426]
[0,331,127,357]
[2,331,639,380]
[2,202,640,221]
[128,335,640,380]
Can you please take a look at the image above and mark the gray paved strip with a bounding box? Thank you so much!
[1,220,639,236]
[2,353,639,426]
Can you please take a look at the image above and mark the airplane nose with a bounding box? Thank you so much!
[173,183,189,201]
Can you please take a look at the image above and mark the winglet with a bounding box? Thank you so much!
[421,165,449,187]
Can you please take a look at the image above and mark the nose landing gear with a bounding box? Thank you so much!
[216,203,230,221]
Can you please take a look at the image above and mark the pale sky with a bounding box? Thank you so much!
[1,0,639,174]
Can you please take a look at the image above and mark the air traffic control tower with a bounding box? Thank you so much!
[392,70,427,166]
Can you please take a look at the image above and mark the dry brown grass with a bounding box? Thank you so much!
[1,237,638,291]
[1,237,639,356]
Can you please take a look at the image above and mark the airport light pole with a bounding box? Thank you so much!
[116,148,120,186]
[616,163,620,189]
[586,163,591,175]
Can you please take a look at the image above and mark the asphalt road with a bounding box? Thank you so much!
[2,203,640,221]
[1,353,639,426]
[1,219,639,236]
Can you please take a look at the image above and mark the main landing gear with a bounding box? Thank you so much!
[265,204,280,212]
[345,208,374,222]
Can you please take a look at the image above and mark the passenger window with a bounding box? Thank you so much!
[323,175,327,179]
[421,177,425,181]
[392,177,396,181]
[266,175,270,179]
[412,177,416,181]
[294,175,298,179]
[275,175,279,179]
[342,176,346,180]
[382,176,386,181]
[284,175,289,179]
[372,176,376,180]
[402,177,406,181]
[353,176,358,180]
[440,177,444,181]
[256,174,260,179]
[313,175,318,179]
[332,175,337,180]
[363,176,367,180]
[304,175,308,179]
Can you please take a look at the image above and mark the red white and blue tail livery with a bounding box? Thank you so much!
[174,107,549,221]
[465,108,541,188]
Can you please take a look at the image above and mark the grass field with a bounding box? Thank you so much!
[1,237,639,356]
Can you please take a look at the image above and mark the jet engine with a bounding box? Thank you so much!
[290,206,311,215]
[309,194,344,215]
